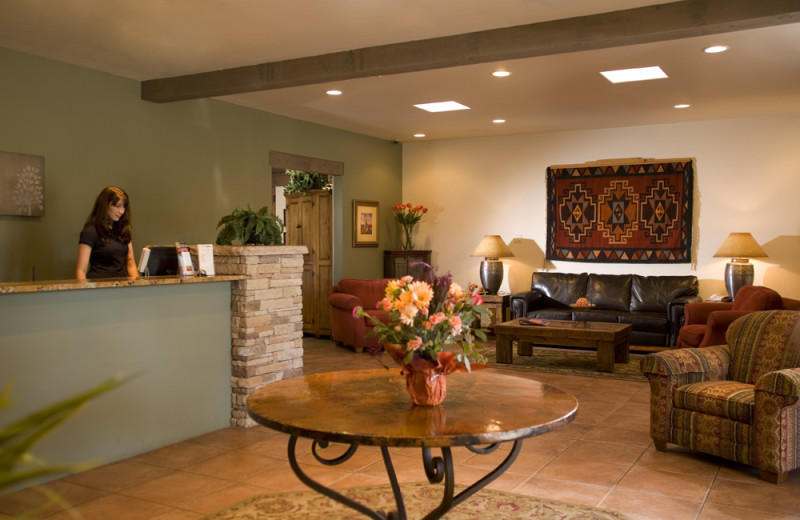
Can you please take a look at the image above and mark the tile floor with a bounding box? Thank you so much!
[2,338,799,520]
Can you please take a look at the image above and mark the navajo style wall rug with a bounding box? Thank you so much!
[546,158,693,263]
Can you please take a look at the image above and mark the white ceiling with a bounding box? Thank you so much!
[1,0,798,141]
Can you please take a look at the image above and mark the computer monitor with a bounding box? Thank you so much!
[139,246,178,276]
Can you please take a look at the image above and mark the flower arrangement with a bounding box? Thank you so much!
[392,202,428,250]
[355,266,488,371]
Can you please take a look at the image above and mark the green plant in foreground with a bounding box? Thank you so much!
[0,375,127,517]
[283,169,331,195]
[215,205,284,245]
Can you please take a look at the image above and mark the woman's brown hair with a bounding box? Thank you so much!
[84,186,132,244]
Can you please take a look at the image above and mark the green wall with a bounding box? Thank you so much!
[0,48,402,282]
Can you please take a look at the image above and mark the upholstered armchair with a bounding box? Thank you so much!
[329,278,391,353]
[641,310,800,483]
[676,285,785,349]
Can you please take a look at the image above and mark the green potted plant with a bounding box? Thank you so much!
[283,170,331,195]
[1,376,126,514]
[215,205,284,245]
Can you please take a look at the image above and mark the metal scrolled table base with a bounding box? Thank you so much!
[287,435,522,520]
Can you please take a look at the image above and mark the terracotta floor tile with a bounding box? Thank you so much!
[514,476,610,507]
[184,450,284,481]
[635,445,720,478]
[536,457,629,487]
[41,493,174,520]
[460,448,552,475]
[707,478,800,517]
[698,502,800,520]
[179,483,270,515]
[64,459,173,492]
[131,441,224,469]
[0,481,108,518]
[617,465,714,502]
[122,471,234,508]
[150,510,204,520]
[600,488,702,520]
[558,439,646,466]
[580,425,653,447]
[243,460,351,492]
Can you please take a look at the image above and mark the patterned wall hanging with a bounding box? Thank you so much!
[546,158,693,263]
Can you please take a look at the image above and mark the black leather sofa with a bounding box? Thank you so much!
[509,272,701,347]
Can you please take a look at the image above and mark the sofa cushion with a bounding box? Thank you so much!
[586,274,631,311]
[630,275,699,312]
[620,311,667,333]
[572,308,621,323]
[527,308,573,321]
[674,381,755,424]
[531,272,587,307]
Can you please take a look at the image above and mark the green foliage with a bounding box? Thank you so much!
[216,205,284,245]
[283,170,331,195]
[0,375,127,508]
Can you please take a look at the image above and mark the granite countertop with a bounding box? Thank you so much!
[0,275,245,294]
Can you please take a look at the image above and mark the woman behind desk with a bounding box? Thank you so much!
[76,186,138,280]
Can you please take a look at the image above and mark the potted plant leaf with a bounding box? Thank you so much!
[283,170,331,195]
[215,205,284,245]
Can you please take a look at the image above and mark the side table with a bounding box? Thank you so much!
[480,293,509,333]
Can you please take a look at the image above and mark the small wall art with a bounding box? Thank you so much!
[353,200,379,247]
[0,151,45,217]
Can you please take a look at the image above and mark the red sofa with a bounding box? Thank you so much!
[677,285,800,349]
[329,278,392,353]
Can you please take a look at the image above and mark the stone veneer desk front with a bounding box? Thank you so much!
[0,245,307,480]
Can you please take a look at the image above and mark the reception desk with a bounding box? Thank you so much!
[0,245,307,482]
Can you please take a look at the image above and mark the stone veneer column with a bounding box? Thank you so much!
[212,245,308,427]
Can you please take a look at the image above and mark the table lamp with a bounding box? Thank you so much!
[471,235,514,295]
[713,232,768,300]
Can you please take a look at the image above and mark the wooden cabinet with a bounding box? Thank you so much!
[285,190,332,337]
[383,250,432,279]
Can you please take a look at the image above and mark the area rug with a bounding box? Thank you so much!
[478,343,647,382]
[202,482,631,519]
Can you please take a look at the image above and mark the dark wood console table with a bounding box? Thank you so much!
[247,368,577,520]
[383,250,432,279]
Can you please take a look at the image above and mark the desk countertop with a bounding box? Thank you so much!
[0,274,245,294]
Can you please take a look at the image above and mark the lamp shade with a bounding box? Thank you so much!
[470,235,514,259]
[713,233,767,259]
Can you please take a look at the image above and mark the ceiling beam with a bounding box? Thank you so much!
[141,0,800,103]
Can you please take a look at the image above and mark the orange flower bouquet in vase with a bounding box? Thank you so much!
[355,265,488,405]
[392,202,428,250]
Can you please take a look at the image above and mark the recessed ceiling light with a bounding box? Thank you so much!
[326,89,342,96]
[492,70,511,78]
[414,101,470,113]
[600,66,668,84]
[492,119,506,124]
[674,104,691,109]
[704,45,729,54]
[413,133,426,138]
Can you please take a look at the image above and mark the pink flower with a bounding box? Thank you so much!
[407,337,423,351]
[449,315,463,335]
[353,306,363,319]
[471,292,484,306]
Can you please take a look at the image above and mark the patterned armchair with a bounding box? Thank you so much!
[641,310,800,483]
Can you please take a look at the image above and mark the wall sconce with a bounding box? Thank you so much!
[471,235,514,295]
[713,232,768,300]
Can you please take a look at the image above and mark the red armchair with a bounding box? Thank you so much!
[676,285,799,349]
[329,279,392,353]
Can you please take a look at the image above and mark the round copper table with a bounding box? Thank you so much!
[247,368,578,520]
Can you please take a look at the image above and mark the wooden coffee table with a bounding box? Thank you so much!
[494,318,632,373]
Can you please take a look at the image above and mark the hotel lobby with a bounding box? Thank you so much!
[1,2,800,519]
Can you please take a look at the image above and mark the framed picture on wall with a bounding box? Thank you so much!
[353,200,379,247]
